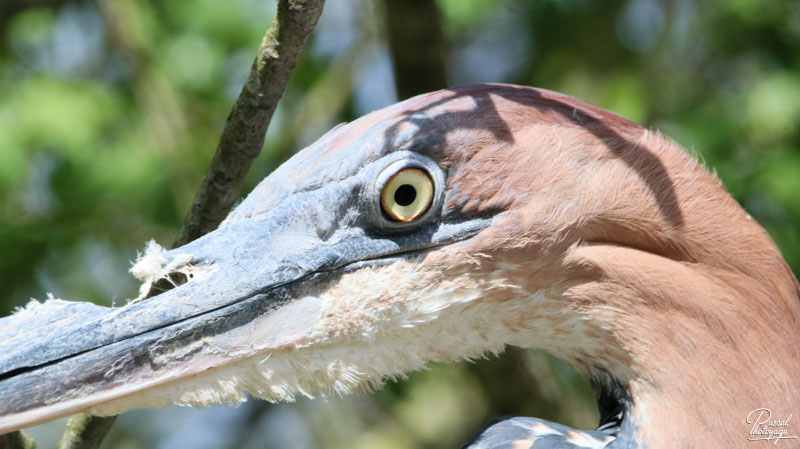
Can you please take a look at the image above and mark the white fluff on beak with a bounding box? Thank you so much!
[129,240,197,303]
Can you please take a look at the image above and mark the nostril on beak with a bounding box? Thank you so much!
[129,240,206,303]
[146,272,190,298]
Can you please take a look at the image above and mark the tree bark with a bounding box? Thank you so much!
[43,1,327,448]
[56,415,117,449]
[173,0,326,247]
[383,0,448,100]
[0,430,36,449]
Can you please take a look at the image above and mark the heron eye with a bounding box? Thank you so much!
[380,168,434,222]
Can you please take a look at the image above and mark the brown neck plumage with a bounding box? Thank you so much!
[556,131,800,448]
[405,85,800,447]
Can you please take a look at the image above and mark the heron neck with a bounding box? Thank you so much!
[556,242,800,449]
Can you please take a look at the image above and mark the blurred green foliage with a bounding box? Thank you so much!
[0,0,798,448]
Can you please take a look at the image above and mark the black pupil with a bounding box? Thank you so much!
[394,184,417,206]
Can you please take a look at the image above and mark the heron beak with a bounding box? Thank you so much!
[0,155,491,433]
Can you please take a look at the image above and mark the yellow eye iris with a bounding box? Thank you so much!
[380,168,434,222]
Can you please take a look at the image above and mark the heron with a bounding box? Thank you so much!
[0,84,798,448]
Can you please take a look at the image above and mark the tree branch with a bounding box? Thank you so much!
[174,0,326,247]
[56,415,116,449]
[383,0,448,100]
[45,1,326,448]
[0,430,36,449]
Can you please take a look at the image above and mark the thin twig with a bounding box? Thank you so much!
[383,0,448,100]
[49,1,326,448]
[0,430,36,449]
[174,0,326,247]
[56,415,116,449]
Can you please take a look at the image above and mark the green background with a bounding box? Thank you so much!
[0,0,798,447]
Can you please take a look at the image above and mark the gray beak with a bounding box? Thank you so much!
[0,150,490,433]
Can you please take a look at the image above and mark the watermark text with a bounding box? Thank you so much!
[747,408,797,445]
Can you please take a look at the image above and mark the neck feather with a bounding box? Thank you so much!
[553,240,800,449]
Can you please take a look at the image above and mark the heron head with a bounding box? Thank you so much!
[2,84,795,435]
